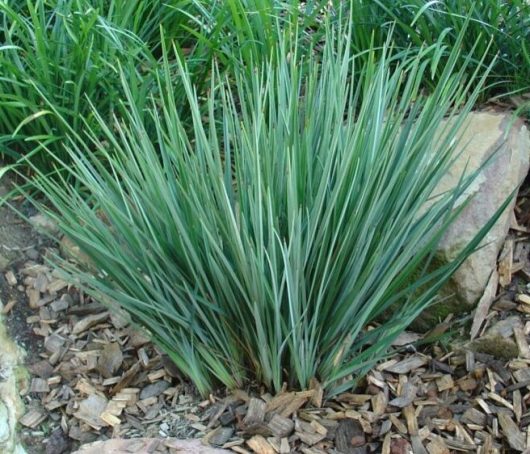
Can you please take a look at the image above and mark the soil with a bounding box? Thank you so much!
[0,183,51,453]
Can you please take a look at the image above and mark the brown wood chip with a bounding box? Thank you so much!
[383,355,428,374]
[72,312,109,334]
[246,435,275,454]
[498,412,525,451]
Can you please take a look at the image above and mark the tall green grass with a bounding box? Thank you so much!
[3,0,528,171]
[346,0,530,100]
[28,23,508,396]
[0,0,329,170]
[0,0,159,168]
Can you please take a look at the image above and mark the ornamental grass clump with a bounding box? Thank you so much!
[30,28,506,397]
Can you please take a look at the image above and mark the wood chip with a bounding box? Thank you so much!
[436,375,454,392]
[498,412,525,451]
[470,271,499,339]
[389,382,417,408]
[425,436,449,454]
[5,270,17,286]
[335,419,365,453]
[246,435,275,454]
[73,394,108,430]
[403,405,418,435]
[243,398,266,427]
[72,311,109,334]
[97,342,123,378]
[30,377,50,393]
[383,355,428,374]
[19,409,47,428]
[460,408,486,426]
[1,299,16,315]
[516,294,530,305]
[514,326,530,359]
[267,414,294,438]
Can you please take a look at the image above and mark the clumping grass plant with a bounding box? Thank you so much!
[29,27,507,397]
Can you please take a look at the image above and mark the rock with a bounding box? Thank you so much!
[417,112,530,330]
[28,214,59,236]
[72,438,229,453]
[139,380,171,400]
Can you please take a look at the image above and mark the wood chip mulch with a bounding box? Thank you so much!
[6,189,530,453]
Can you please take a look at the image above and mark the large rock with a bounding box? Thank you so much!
[417,112,530,329]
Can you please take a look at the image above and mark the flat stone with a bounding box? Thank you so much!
[139,380,171,400]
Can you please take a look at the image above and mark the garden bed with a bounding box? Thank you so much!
[2,178,530,453]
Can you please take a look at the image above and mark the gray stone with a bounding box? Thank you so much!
[417,112,530,329]
[28,214,59,236]
[139,380,171,400]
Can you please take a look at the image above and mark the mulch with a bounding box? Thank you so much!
[4,187,530,453]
